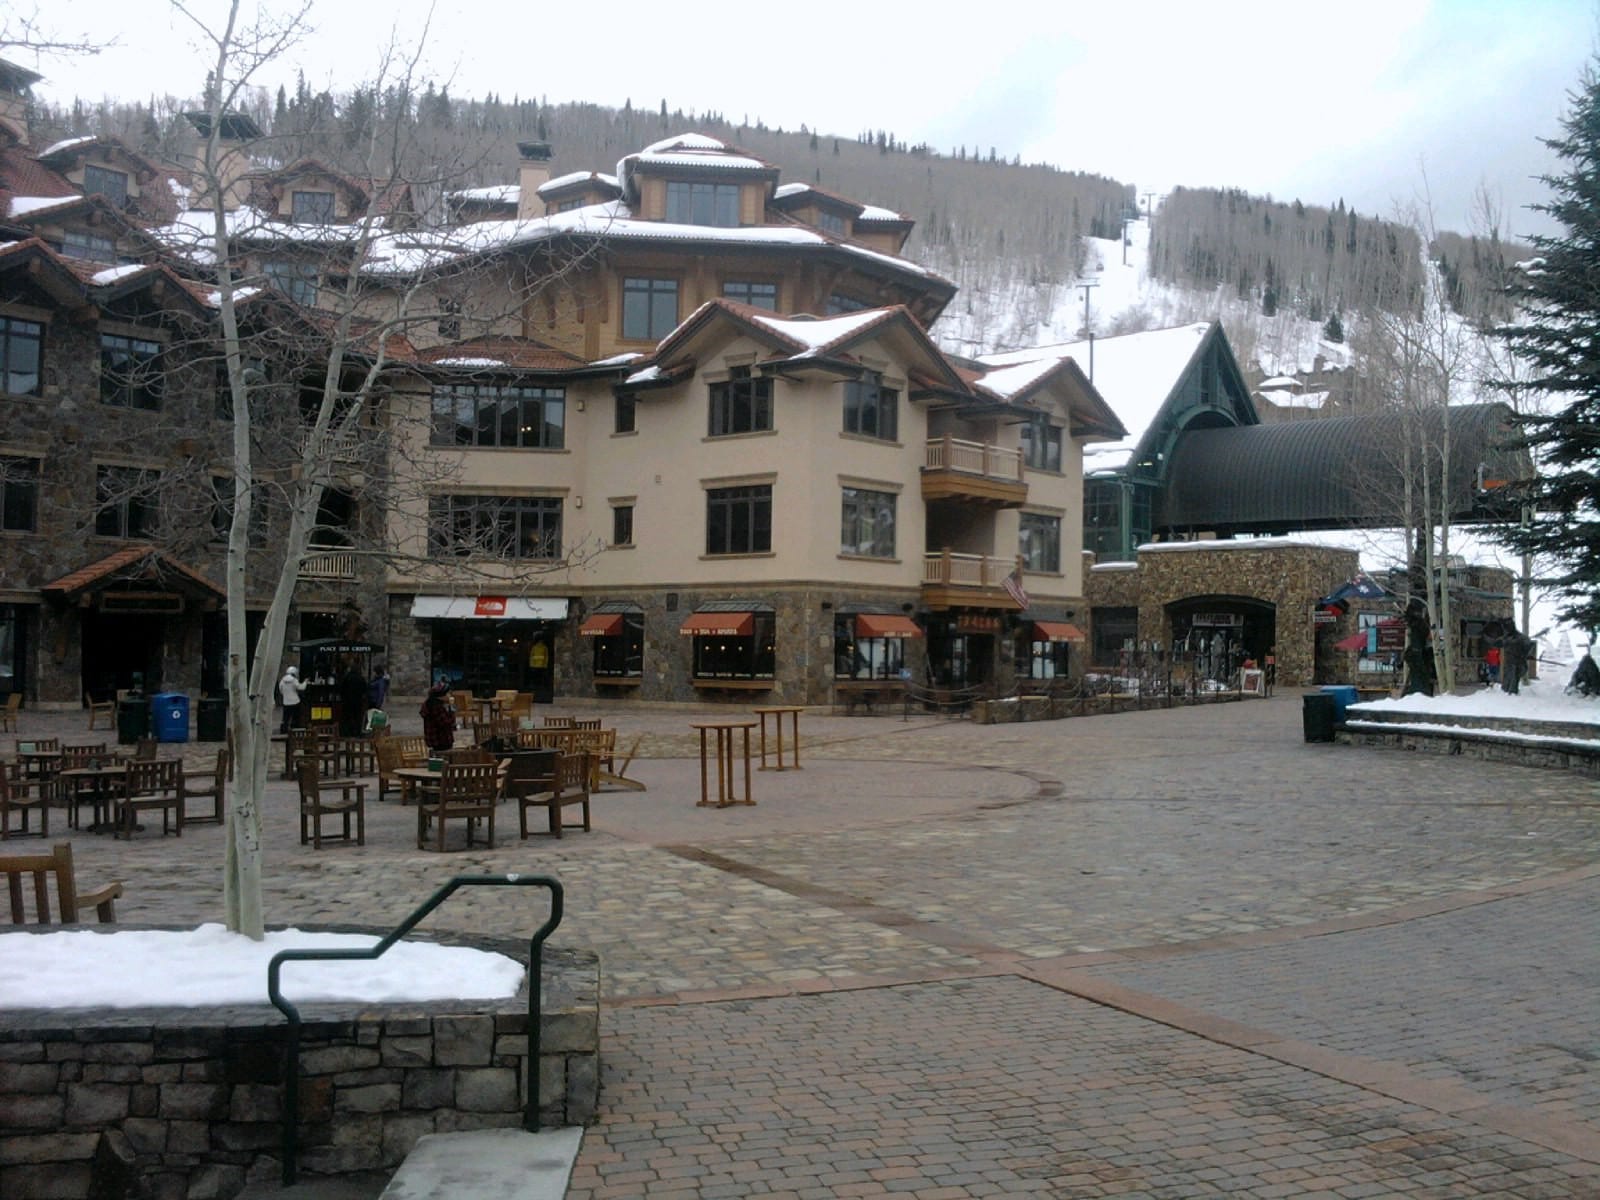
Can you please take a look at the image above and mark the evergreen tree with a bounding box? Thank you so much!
[1496,62,1600,634]
[1322,310,1344,343]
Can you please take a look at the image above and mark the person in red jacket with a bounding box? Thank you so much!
[1484,644,1501,685]
[419,681,456,753]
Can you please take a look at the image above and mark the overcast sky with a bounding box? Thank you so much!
[13,0,1596,239]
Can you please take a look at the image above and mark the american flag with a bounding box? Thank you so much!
[1002,568,1029,610]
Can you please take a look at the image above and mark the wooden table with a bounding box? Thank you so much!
[752,706,804,771]
[689,721,757,808]
[57,764,128,832]
[392,766,445,806]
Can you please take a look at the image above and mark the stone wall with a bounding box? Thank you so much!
[0,944,598,1200]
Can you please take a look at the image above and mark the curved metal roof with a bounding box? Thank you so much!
[1160,404,1529,533]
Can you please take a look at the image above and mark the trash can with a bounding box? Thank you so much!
[151,692,190,743]
[1302,692,1337,743]
[1320,684,1359,724]
[197,696,228,742]
[116,696,150,745]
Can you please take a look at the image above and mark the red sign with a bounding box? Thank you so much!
[957,614,1002,634]
[473,596,508,617]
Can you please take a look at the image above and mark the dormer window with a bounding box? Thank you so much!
[291,190,336,224]
[60,230,117,263]
[83,165,128,207]
[816,210,847,236]
[666,181,739,227]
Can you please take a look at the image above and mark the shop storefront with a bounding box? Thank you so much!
[411,595,570,700]
[924,612,1001,688]
[1015,619,1085,682]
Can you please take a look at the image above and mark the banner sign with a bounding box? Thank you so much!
[473,596,508,617]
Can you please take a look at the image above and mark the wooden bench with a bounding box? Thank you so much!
[2,841,123,924]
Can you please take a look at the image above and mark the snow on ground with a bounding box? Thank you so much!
[1352,676,1600,727]
[0,925,524,1009]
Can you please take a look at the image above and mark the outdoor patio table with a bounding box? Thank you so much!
[689,720,757,808]
[57,763,128,832]
[752,706,804,771]
[392,766,445,806]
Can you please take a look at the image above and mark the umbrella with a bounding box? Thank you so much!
[1333,631,1369,652]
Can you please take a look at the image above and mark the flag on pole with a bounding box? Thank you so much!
[1002,567,1029,610]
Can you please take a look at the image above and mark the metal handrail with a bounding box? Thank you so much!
[267,873,564,1185]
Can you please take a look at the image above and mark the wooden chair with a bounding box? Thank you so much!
[58,747,122,831]
[505,692,534,725]
[296,760,366,849]
[116,759,184,839]
[518,751,592,840]
[417,762,498,851]
[2,842,122,925]
[286,729,340,780]
[572,717,603,731]
[183,747,231,826]
[84,692,115,731]
[374,735,421,803]
[450,690,475,719]
[567,728,616,790]
[542,715,575,728]
[0,692,20,732]
[445,746,493,765]
[0,761,49,839]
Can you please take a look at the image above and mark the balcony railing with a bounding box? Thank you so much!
[921,551,1017,590]
[298,545,357,581]
[300,428,366,464]
[922,437,1027,507]
[924,436,1023,482]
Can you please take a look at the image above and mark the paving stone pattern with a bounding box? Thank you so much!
[7,693,1599,1198]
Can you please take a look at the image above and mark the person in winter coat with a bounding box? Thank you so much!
[278,666,308,734]
[420,681,456,754]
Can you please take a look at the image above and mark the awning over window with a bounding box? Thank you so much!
[409,595,570,621]
[1032,621,1086,643]
[855,613,923,639]
[1334,631,1369,652]
[578,613,623,637]
[680,611,753,637]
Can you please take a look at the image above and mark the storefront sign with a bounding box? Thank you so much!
[1376,621,1405,650]
[474,596,508,617]
[1192,612,1243,628]
[1312,610,1338,625]
[956,614,1002,634]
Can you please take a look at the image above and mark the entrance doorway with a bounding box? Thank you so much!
[82,612,165,696]
[430,620,555,699]
[1167,596,1276,687]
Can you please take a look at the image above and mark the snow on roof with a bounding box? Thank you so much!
[1258,375,1298,389]
[90,263,149,285]
[857,204,907,222]
[624,364,665,385]
[432,356,507,367]
[773,182,808,199]
[981,322,1210,466]
[449,184,518,204]
[204,285,261,306]
[536,170,617,195]
[590,351,643,366]
[642,132,730,154]
[39,134,98,158]
[1137,536,1346,554]
[634,150,770,171]
[973,356,1063,402]
[7,195,80,217]
[1269,390,1330,410]
[749,307,890,350]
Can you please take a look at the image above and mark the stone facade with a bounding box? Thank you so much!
[0,944,599,1200]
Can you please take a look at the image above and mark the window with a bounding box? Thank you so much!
[614,392,636,434]
[840,487,896,558]
[1020,416,1062,472]
[612,505,634,546]
[0,457,39,532]
[592,612,644,678]
[94,465,159,538]
[292,190,336,223]
[431,383,566,449]
[722,280,777,310]
[264,261,318,306]
[690,611,776,680]
[552,197,585,213]
[0,317,42,397]
[665,181,739,227]
[1090,606,1138,667]
[843,372,897,441]
[833,614,907,680]
[59,230,117,262]
[826,293,867,314]
[706,484,771,555]
[1016,634,1070,680]
[428,495,563,560]
[315,489,357,548]
[1019,512,1061,573]
[209,476,267,546]
[622,277,678,340]
[437,297,461,340]
[708,367,773,436]
[99,333,163,409]
[816,210,847,236]
[83,165,128,207]
[1130,486,1153,547]
[1084,480,1123,560]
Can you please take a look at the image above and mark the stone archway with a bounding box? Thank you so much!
[1165,595,1276,686]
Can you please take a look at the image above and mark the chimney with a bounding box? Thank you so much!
[0,58,42,146]
[517,140,552,219]
[183,110,263,212]
[1313,353,1326,374]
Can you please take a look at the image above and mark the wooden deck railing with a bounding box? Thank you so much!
[924,436,1023,482]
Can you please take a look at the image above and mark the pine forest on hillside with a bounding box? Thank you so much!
[34,83,1528,361]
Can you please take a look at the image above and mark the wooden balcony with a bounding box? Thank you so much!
[921,436,1027,507]
[298,545,357,581]
[301,428,367,465]
[921,551,1024,611]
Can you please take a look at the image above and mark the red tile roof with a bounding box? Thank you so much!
[39,547,224,600]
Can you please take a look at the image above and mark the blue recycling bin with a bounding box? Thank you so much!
[151,692,190,743]
[1319,685,1358,724]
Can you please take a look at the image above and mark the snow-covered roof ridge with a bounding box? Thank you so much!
[642,132,730,154]
[39,133,98,158]
[748,307,894,351]
[448,184,519,203]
